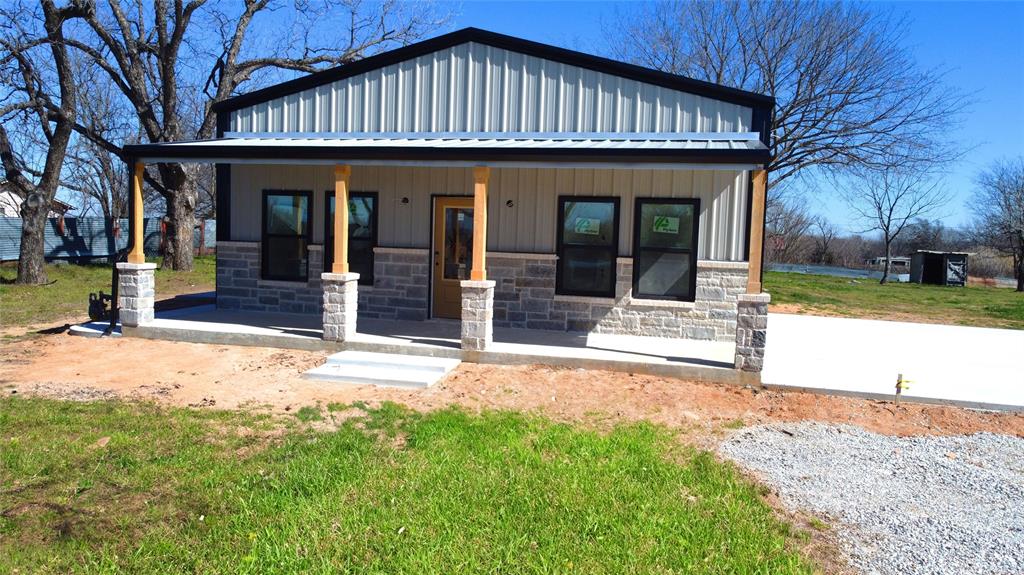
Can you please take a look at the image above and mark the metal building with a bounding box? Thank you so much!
[910,251,970,287]
[119,28,775,376]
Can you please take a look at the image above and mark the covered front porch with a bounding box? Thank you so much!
[116,131,771,383]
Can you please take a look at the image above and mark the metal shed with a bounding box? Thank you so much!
[910,251,969,287]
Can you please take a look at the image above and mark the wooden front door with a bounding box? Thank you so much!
[432,196,475,319]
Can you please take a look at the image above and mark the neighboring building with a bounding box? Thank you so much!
[865,256,911,271]
[910,251,969,287]
[121,28,774,373]
[0,183,75,218]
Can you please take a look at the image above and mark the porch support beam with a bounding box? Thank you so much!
[470,166,489,281]
[746,169,767,293]
[127,162,146,264]
[332,164,352,274]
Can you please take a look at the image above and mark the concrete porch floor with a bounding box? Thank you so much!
[120,306,750,384]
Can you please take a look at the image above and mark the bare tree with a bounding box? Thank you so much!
[972,158,1024,291]
[841,165,950,284]
[898,218,947,254]
[0,1,84,284]
[765,195,813,264]
[608,0,969,201]
[812,217,838,265]
[56,0,449,271]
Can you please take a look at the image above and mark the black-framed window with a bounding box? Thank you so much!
[632,198,700,301]
[556,196,620,297]
[262,190,312,281]
[325,191,378,285]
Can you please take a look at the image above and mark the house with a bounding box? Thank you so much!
[120,28,773,376]
[0,183,75,218]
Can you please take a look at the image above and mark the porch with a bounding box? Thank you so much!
[115,131,771,384]
[120,305,753,384]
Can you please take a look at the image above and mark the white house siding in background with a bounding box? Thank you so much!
[229,42,753,135]
[230,165,749,261]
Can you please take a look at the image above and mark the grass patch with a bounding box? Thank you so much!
[765,271,1024,329]
[0,256,215,327]
[1,397,815,574]
[807,516,829,532]
[294,405,322,422]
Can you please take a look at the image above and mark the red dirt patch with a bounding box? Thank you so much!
[1,333,1020,439]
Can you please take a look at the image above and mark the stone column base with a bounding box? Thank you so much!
[735,293,770,372]
[461,280,495,351]
[322,272,359,341]
[116,262,157,327]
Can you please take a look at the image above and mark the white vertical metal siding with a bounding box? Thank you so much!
[231,42,753,135]
[230,165,749,261]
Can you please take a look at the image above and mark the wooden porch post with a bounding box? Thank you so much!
[332,164,352,274]
[746,169,767,293]
[470,166,489,281]
[127,162,146,264]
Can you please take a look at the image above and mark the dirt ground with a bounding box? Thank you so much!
[2,333,1021,440]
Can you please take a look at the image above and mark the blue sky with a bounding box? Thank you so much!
[445,0,1024,232]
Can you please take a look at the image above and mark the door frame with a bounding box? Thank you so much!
[428,194,474,319]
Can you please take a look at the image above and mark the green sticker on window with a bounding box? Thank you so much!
[652,215,680,234]
[574,217,601,235]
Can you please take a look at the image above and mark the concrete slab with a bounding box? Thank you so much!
[763,314,1024,411]
[119,308,748,384]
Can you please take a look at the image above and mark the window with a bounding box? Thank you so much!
[325,191,377,285]
[556,197,620,297]
[262,190,311,281]
[632,198,699,301]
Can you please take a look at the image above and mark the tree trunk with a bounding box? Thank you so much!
[1015,251,1023,293]
[1017,232,1024,293]
[880,241,891,285]
[16,201,48,285]
[158,164,197,271]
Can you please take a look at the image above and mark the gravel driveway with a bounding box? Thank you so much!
[719,423,1024,575]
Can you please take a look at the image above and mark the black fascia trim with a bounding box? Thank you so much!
[214,111,231,242]
[743,172,754,260]
[211,27,774,115]
[632,197,701,302]
[750,103,772,148]
[125,144,770,165]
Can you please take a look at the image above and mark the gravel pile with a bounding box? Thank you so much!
[719,422,1024,575]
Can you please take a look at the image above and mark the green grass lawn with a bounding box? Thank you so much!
[0,256,215,328]
[0,398,815,574]
[765,271,1024,329]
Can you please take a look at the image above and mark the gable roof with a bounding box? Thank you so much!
[211,27,773,117]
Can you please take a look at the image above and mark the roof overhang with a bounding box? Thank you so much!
[125,131,770,171]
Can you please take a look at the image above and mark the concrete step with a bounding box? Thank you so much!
[323,350,458,374]
[303,351,461,388]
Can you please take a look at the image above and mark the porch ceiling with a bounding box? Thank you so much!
[124,131,769,170]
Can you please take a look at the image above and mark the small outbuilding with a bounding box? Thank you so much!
[910,251,969,287]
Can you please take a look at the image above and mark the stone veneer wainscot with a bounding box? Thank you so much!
[356,247,429,321]
[216,243,429,320]
[488,254,748,342]
[217,243,748,342]
[216,241,324,314]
